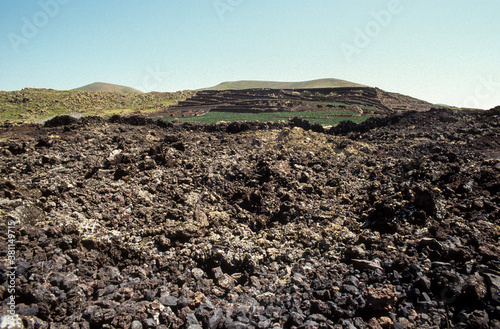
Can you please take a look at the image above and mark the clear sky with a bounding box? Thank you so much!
[1,0,499,109]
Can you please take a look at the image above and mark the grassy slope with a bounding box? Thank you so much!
[203,78,367,90]
[0,88,190,122]
[72,82,143,93]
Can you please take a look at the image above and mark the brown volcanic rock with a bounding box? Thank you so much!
[0,108,498,328]
[365,284,398,312]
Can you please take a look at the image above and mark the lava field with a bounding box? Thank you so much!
[0,107,499,328]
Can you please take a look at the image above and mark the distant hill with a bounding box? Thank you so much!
[203,78,367,91]
[73,82,143,93]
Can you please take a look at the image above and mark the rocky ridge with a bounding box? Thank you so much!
[149,87,436,119]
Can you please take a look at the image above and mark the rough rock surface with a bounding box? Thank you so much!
[0,107,499,328]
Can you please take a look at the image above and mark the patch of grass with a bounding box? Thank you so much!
[359,105,379,112]
[162,110,369,125]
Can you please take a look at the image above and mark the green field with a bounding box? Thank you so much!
[162,109,369,125]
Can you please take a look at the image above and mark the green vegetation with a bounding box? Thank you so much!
[162,109,369,125]
[203,78,366,91]
[0,88,192,122]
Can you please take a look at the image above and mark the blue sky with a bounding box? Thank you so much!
[1,0,499,109]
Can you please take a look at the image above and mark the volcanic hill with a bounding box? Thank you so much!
[72,82,143,93]
[202,79,367,90]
